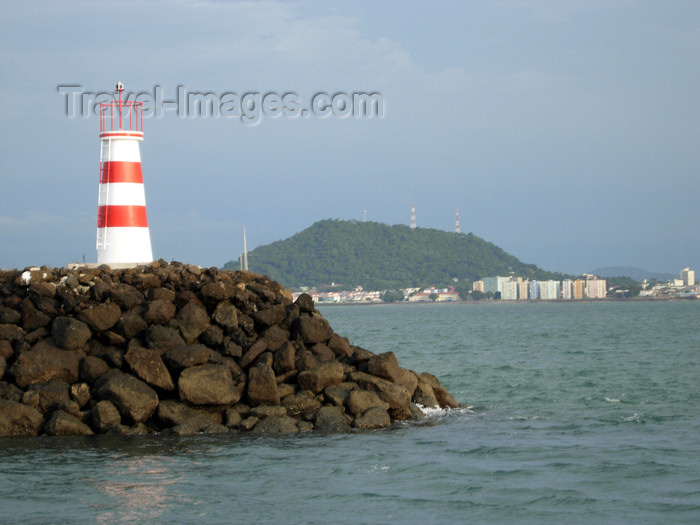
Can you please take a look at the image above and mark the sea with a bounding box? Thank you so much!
[1,300,699,524]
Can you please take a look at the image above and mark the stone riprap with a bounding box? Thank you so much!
[0,262,459,437]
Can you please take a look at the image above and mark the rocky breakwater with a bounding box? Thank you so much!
[0,262,458,437]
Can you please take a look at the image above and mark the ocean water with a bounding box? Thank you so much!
[1,301,699,524]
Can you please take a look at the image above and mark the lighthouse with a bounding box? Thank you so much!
[96,82,153,265]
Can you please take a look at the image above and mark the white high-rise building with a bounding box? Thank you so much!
[681,267,695,286]
[586,279,607,299]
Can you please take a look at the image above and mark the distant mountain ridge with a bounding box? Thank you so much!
[592,266,675,282]
[223,219,565,290]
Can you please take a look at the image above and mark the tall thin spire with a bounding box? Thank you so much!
[363,206,367,222]
[455,208,461,233]
[410,204,416,229]
[241,227,248,271]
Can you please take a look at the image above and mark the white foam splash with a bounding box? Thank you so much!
[605,397,621,403]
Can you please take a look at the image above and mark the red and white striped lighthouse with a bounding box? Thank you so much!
[96,82,153,265]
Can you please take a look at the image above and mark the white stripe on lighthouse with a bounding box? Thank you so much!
[98,183,147,207]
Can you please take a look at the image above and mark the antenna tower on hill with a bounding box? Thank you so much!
[410,204,416,229]
[456,208,461,233]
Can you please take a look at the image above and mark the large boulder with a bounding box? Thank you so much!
[298,361,344,394]
[143,299,176,325]
[353,407,391,429]
[346,389,389,416]
[247,363,280,406]
[91,400,122,432]
[77,303,121,332]
[174,303,210,344]
[22,380,70,413]
[157,399,223,427]
[145,325,186,353]
[163,344,210,370]
[51,317,91,350]
[349,371,411,411]
[296,313,333,344]
[314,406,350,433]
[45,410,94,436]
[178,364,240,406]
[94,369,159,424]
[212,301,238,330]
[251,415,298,434]
[0,399,43,436]
[366,352,401,383]
[419,373,459,408]
[9,340,82,388]
[124,345,174,391]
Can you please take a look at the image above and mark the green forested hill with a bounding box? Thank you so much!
[223,219,564,290]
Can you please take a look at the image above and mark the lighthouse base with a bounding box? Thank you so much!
[97,227,153,265]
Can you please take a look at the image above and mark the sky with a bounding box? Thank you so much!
[1,0,698,276]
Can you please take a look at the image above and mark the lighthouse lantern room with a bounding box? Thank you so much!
[96,82,153,265]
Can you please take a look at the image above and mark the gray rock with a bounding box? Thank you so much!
[251,304,286,327]
[349,371,411,411]
[247,363,280,406]
[22,380,70,413]
[251,415,298,434]
[212,301,238,330]
[45,410,94,436]
[80,356,111,384]
[0,399,43,436]
[0,306,21,324]
[92,400,122,432]
[179,364,240,406]
[273,341,296,375]
[419,372,459,408]
[77,302,121,332]
[353,407,391,429]
[199,281,236,304]
[366,352,401,383]
[146,325,186,353]
[314,406,350,433]
[294,293,315,313]
[298,361,345,394]
[143,299,176,324]
[124,345,174,391]
[282,392,322,418]
[9,340,82,388]
[175,303,210,343]
[327,333,353,358]
[296,313,333,344]
[157,399,223,427]
[346,389,390,416]
[70,382,92,408]
[51,316,91,350]
[106,283,144,310]
[412,381,440,408]
[163,344,210,370]
[95,370,159,424]
[240,340,268,369]
[260,325,290,351]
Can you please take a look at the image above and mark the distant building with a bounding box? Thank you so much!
[562,279,573,299]
[573,280,586,299]
[540,280,560,300]
[517,280,530,300]
[473,280,484,293]
[501,280,518,301]
[529,281,540,299]
[681,267,695,286]
[586,279,607,299]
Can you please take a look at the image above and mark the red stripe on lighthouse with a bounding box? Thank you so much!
[100,162,143,183]
[97,205,149,228]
